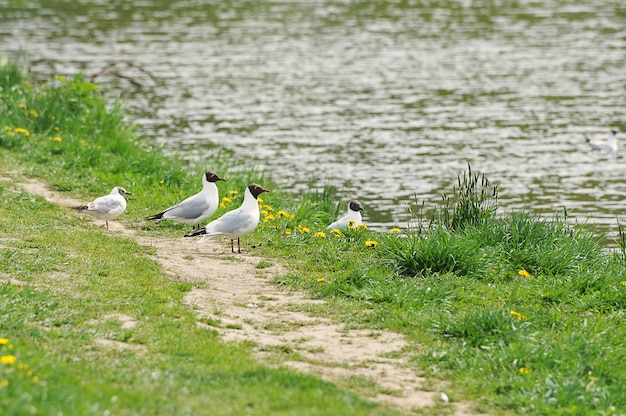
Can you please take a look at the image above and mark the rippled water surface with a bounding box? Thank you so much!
[2,0,625,235]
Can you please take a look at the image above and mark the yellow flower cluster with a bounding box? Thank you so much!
[519,367,530,374]
[510,310,527,320]
[390,227,401,233]
[0,337,39,387]
[330,229,343,237]
[312,231,326,238]
[365,240,379,248]
[518,269,531,279]
[297,224,310,234]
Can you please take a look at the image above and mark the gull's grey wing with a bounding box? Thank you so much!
[91,196,123,213]
[164,194,210,220]
[206,208,256,236]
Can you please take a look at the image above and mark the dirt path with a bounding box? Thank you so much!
[7,176,481,415]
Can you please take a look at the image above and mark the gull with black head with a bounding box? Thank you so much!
[146,171,225,231]
[585,129,618,153]
[185,183,270,253]
[326,199,365,230]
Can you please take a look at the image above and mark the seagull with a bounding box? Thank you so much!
[326,200,365,230]
[585,129,618,153]
[72,186,132,230]
[146,171,225,230]
[184,183,270,253]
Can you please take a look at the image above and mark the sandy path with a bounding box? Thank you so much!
[4,175,481,415]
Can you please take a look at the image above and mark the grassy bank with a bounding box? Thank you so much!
[0,62,393,415]
[2,61,625,415]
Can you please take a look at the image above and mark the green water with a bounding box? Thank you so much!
[1,0,625,235]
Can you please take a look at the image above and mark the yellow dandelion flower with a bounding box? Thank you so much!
[297,225,310,234]
[228,190,239,195]
[18,103,27,109]
[219,203,227,209]
[518,269,531,279]
[317,277,325,283]
[32,376,39,383]
[365,240,379,248]
[54,126,60,131]
[357,223,368,230]
[312,231,326,238]
[0,355,17,365]
[330,229,343,236]
[17,363,28,370]
[390,227,401,233]
[519,367,530,374]
[588,375,597,381]
[0,380,8,388]
[0,338,8,345]
[509,310,527,320]
[14,128,30,136]
[29,109,39,118]
[347,219,356,225]
[53,136,62,142]
[284,228,292,235]
[260,209,269,216]
[258,197,264,203]
[3,127,12,132]
[620,281,626,287]
[222,196,232,203]
[276,210,294,219]
[263,214,276,223]
[262,204,273,211]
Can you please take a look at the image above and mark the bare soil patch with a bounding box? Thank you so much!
[2,174,483,415]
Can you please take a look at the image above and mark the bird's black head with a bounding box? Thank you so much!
[349,200,364,212]
[205,171,226,183]
[248,184,271,199]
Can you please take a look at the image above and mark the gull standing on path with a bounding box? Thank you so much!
[326,200,365,230]
[184,183,270,253]
[146,171,225,230]
[585,129,618,153]
[72,186,132,231]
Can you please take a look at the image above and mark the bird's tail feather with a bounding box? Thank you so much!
[184,228,206,237]
[146,212,165,221]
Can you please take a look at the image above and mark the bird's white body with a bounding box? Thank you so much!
[199,186,261,242]
[587,130,618,153]
[74,186,131,230]
[326,200,364,230]
[148,171,224,227]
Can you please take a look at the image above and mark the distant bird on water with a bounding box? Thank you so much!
[326,199,365,230]
[146,171,225,231]
[184,183,270,253]
[585,129,618,153]
[72,186,132,231]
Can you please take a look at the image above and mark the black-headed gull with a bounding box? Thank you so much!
[184,183,270,253]
[585,129,618,153]
[146,171,225,230]
[326,200,365,230]
[72,186,132,230]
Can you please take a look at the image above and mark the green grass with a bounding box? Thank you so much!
[2,60,626,415]
[0,61,398,415]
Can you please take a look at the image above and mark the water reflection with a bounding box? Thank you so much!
[1,0,625,238]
